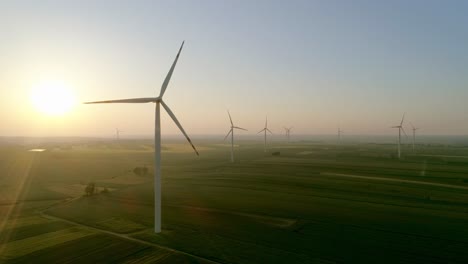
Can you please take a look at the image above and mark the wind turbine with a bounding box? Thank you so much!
[337,127,343,142]
[410,122,419,152]
[224,111,247,163]
[115,128,122,140]
[391,113,407,159]
[284,126,293,143]
[258,116,273,152]
[84,41,198,233]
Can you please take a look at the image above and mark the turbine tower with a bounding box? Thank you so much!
[391,113,407,159]
[224,111,247,163]
[258,116,272,152]
[84,41,198,233]
[338,127,343,142]
[284,126,293,143]
[410,122,419,152]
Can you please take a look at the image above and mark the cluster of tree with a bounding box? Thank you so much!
[84,182,110,196]
[85,182,95,196]
[133,166,149,176]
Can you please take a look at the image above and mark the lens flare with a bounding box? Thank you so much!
[30,81,76,116]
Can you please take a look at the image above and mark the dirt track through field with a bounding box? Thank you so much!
[321,172,468,190]
[39,209,220,264]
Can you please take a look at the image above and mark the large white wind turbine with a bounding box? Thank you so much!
[258,116,273,152]
[284,126,293,143]
[410,122,419,152]
[85,41,198,233]
[224,111,247,163]
[391,113,407,159]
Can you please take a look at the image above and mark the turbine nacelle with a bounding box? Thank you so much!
[224,111,247,141]
[410,122,420,131]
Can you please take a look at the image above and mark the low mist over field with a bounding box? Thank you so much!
[2,138,468,263]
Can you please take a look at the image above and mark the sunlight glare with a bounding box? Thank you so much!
[30,81,76,116]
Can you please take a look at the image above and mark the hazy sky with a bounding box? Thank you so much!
[1,0,467,137]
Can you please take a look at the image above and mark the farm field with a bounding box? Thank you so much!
[1,138,468,263]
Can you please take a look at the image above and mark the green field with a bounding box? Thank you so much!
[1,138,468,263]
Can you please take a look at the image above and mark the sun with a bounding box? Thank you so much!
[30,81,76,116]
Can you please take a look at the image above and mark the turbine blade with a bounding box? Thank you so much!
[234,126,247,131]
[161,100,199,156]
[224,129,233,141]
[265,116,268,128]
[84,97,156,104]
[400,112,405,126]
[159,41,184,98]
[267,128,273,134]
[257,128,266,134]
[401,127,408,137]
[227,110,233,126]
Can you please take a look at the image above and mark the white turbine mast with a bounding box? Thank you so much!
[224,110,247,163]
[258,116,273,152]
[391,113,407,159]
[85,41,198,233]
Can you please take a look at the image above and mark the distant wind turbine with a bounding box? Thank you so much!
[391,113,407,159]
[115,128,122,140]
[284,126,293,143]
[84,41,198,233]
[224,111,247,163]
[337,127,343,142]
[258,116,273,152]
[410,122,419,152]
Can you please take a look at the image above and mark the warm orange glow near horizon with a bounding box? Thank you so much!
[30,81,76,116]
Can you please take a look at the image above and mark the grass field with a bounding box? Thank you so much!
[1,138,468,263]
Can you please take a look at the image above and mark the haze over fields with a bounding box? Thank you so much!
[1,1,468,264]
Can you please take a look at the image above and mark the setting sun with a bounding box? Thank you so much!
[30,81,76,116]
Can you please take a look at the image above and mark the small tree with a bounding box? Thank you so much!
[133,166,149,176]
[85,182,95,196]
[133,167,142,175]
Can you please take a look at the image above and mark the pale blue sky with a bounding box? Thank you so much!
[0,0,467,136]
